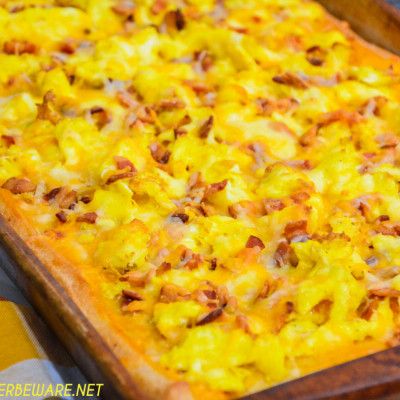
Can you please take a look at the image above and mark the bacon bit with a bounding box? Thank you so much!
[236,315,252,334]
[195,50,213,72]
[196,308,223,326]
[59,41,76,54]
[121,289,143,305]
[369,288,400,298]
[149,143,171,164]
[263,198,286,215]
[291,191,311,204]
[376,215,390,223]
[174,127,187,138]
[176,114,192,128]
[246,235,265,249]
[76,212,97,224]
[106,171,134,185]
[284,220,308,243]
[3,40,36,55]
[1,177,36,194]
[155,98,185,113]
[258,281,271,299]
[274,242,299,268]
[256,97,299,116]
[164,9,186,32]
[198,116,214,138]
[151,0,167,14]
[205,179,228,197]
[55,211,67,223]
[90,106,111,129]
[183,253,203,270]
[306,46,326,66]
[376,133,399,149]
[312,299,332,325]
[209,258,217,271]
[159,284,191,303]
[300,110,362,146]
[112,1,135,16]
[1,135,15,147]
[275,301,295,333]
[164,382,192,400]
[43,187,62,201]
[120,270,153,288]
[229,200,264,218]
[358,297,379,321]
[36,91,60,125]
[135,106,156,124]
[272,72,308,89]
[57,188,77,209]
[156,261,171,275]
[184,80,212,95]
[114,155,136,172]
[390,297,400,315]
[359,96,388,117]
[116,90,138,109]
[192,287,217,306]
[171,212,189,223]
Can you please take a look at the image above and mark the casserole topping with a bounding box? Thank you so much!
[1,0,400,397]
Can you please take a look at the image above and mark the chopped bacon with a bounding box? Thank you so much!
[57,188,77,209]
[306,46,326,66]
[114,155,136,172]
[43,187,62,201]
[106,171,134,184]
[390,297,400,315]
[274,241,299,268]
[90,106,111,129]
[183,252,203,270]
[1,135,16,147]
[209,258,217,271]
[164,9,186,31]
[155,98,185,113]
[272,72,308,89]
[156,261,172,275]
[198,116,214,138]
[36,91,60,125]
[135,106,156,124]
[121,289,143,305]
[171,212,189,223]
[229,200,264,218]
[376,133,399,149]
[256,97,299,116]
[184,80,212,95]
[3,40,36,55]
[149,143,171,164]
[300,110,362,146]
[246,235,265,249]
[120,270,154,287]
[59,41,76,54]
[357,297,379,321]
[195,50,213,72]
[196,308,223,326]
[151,0,167,14]
[55,211,67,223]
[2,177,36,194]
[116,90,138,109]
[174,127,187,138]
[263,198,286,215]
[76,212,97,224]
[359,96,388,117]
[369,288,400,298]
[176,114,192,128]
[112,1,135,16]
[205,179,228,197]
[236,314,252,334]
[159,284,191,303]
[284,220,308,243]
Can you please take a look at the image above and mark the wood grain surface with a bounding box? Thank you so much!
[317,0,400,55]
